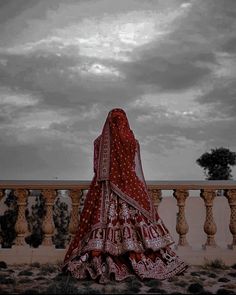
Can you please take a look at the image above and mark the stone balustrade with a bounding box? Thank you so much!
[0,180,235,265]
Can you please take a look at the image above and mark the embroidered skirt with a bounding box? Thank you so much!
[65,192,188,283]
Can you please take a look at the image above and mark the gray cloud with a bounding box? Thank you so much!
[0,52,141,110]
[221,38,236,53]
[0,0,236,180]
[128,95,236,155]
[0,143,92,180]
[0,0,38,25]
[122,53,214,90]
[197,79,236,116]
[0,143,46,179]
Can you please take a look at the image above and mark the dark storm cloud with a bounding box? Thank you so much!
[128,95,236,157]
[133,114,236,159]
[172,119,236,147]
[1,0,236,180]
[221,38,236,54]
[0,53,132,111]
[122,0,236,155]
[175,0,236,44]
[1,0,232,108]
[0,53,77,95]
[0,114,10,124]
[197,79,236,116]
[0,0,38,24]
[119,2,227,91]
[121,0,235,92]
[122,52,215,90]
[125,104,192,154]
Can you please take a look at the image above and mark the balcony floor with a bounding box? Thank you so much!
[0,261,235,294]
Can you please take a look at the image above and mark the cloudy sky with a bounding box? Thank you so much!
[0,0,236,181]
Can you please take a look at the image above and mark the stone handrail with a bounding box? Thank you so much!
[0,180,236,264]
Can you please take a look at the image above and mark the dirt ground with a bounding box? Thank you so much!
[0,260,236,294]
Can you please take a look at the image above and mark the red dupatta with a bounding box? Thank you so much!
[97,108,156,221]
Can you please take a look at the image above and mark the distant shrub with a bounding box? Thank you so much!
[25,192,46,248]
[202,259,228,270]
[30,262,41,268]
[187,283,204,293]
[52,198,70,248]
[0,190,18,248]
[18,270,34,276]
[25,192,70,248]
[41,263,58,273]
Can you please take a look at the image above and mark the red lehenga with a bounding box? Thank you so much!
[63,108,187,283]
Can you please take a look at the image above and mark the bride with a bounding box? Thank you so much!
[62,108,187,283]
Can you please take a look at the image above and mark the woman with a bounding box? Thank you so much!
[63,108,187,283]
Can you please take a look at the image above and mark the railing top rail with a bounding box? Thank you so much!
[0,180,236,190]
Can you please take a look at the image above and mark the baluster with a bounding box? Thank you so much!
[14,189,29,246]
[0,190,5,247]
[68,189,81,241]
[148,188,162,210]
[41,189,57,246]
[225,189,236,249]
[0,190,4,201]
[173,189,189,247]
[200,189,217,249]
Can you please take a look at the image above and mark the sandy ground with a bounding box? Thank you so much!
[0,261,236,294]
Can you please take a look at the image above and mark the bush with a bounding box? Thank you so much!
[202,259,227,270]
[187,283,204,293]
[25,192,46,248]
[25,191,70,248]
[53,198,70,248]
[0,190,18,248]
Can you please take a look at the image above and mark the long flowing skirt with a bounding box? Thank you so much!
[65,191,187,283]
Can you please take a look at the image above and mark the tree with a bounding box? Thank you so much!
[53,198,70,248]
[0,190,70,248]
[25,191,70,248]
[196,147,236,180]
[0,190,18,248]
[25,192,46,248]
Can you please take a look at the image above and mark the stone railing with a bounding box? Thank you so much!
[0,180,235,265]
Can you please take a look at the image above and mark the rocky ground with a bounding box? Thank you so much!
[0,260,236,294]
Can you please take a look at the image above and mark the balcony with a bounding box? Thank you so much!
[0,180,235,266]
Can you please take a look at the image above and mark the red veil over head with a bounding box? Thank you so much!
[64,108,158,265]
[96,108,156,220]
